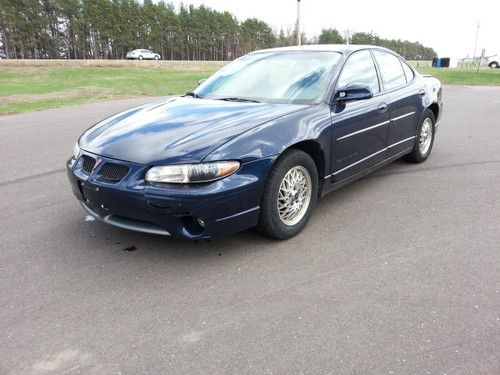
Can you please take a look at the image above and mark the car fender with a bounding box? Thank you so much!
[419,75,443,124]
[421,76,441,105]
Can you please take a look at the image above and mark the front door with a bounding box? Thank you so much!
[330,50,389,182]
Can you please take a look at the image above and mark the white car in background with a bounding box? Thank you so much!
[487,55,499,69]
[126,49,161,60]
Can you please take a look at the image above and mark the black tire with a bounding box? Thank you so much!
[489,61,499,69]
[258,149,318,240]
[404,109,435,163]
[154,55,159,60]
[138,55,143,60]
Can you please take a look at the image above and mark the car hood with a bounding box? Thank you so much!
[80,97,307,165]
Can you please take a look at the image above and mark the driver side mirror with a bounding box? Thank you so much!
[197,78,207,86]
[333,83,373,103]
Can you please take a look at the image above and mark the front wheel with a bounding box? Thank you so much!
[258,149,318,239]
[404,109,435,163]
[489,61,499,69]
[154,55,159,60]
[138,55,143,60]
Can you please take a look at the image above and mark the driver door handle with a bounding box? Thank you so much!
[378,103,388,113]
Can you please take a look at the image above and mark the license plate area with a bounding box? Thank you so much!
[80,181,107,210]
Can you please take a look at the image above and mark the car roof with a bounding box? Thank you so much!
[250,44,393,55]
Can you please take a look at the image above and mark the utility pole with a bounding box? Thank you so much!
[296,0,301,46]
[472,20,480,63]
[476,48,485,74]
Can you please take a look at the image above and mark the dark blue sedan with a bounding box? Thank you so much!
[67,45,442,240]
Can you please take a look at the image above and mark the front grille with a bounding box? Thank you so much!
[98,163,130,183]
[81,155,96,174]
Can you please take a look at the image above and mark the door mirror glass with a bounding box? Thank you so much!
[333,83,373,102]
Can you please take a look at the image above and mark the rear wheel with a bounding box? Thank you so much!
[489,61,499,69]
[404,109,435,163]
[258,149,318,239]
[154,55,159,60]
[138,55,143,60]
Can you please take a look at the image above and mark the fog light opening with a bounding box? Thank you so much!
[182,216,206,236]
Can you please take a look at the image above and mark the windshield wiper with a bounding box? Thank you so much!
[184,92,203,98]
[216,97,260,103]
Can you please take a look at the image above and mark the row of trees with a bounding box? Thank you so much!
[316,29,437,60]
[0,0,437,61]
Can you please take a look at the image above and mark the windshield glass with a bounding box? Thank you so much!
[194,51,342,104]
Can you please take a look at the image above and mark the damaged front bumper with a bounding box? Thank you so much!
[67,152,274,239]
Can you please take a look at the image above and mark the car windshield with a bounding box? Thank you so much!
[194,51,342,104]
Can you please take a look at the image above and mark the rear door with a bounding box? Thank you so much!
[372,50,421,157]
[330,50,390,182]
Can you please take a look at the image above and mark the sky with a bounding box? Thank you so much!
[168,0,499,58]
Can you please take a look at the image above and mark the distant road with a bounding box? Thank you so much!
[0,58,433,68]
[0,58,227,70]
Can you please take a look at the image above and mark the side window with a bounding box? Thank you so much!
[401,60,415,82]
[336,50,380,94]
[373,50,407,90]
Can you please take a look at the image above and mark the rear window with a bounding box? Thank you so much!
[373,50,407,91]
[401,61,415,82]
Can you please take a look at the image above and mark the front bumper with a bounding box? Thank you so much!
[67,152,274,239]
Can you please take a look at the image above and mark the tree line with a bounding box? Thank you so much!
[316,29,437,60]
[0,0,437,61]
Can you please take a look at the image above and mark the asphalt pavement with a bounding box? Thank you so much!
[1,86,499,374]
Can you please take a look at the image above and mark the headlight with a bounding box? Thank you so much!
[145,161,240,184]
[73,142,81,158]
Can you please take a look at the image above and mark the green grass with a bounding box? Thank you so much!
[1,64,499,114]
[0,66,216,114]
[417,67,500,86]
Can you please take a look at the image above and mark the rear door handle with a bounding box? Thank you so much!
[378,103,388,113]
[418,89,426,96]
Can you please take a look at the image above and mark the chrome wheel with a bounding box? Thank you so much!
[277,166,312,226]
[419,118,433,155]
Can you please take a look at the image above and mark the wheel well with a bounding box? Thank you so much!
[428,103,439,122]
[287,140,325,194]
